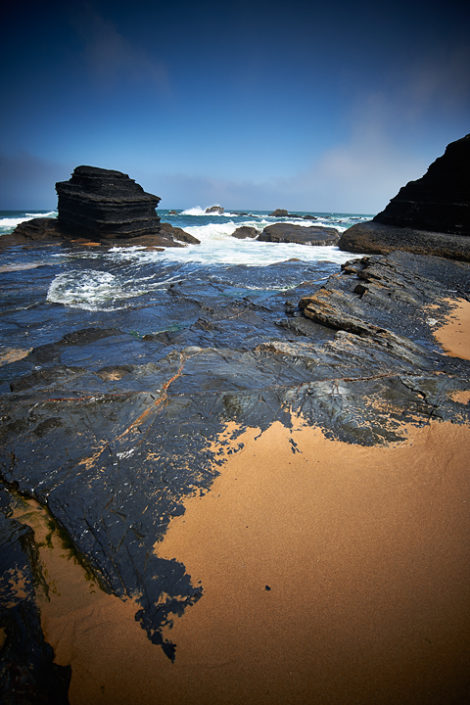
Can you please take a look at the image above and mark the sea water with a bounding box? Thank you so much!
[0,207,371,361]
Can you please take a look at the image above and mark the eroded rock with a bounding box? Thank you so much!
[374,134,470,235]
[339,134,470,257]
[259,223,339,245]
[56,166,161,239]
[231,226,260,239]
[1,168,197,251]
[338,221,470,261]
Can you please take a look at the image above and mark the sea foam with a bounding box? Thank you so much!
[0,211,57,231]
[180,206,238,217]
[109,221,357,268]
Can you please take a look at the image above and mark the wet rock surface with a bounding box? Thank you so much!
[258,223,339,245]
[338,221,470,261]
[1,243,469,672]
[0,506,71,704]
[231,226,260,239]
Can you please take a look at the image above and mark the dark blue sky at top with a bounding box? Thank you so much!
[1,0,469,211]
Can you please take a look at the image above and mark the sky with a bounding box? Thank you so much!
[1,0,469,212]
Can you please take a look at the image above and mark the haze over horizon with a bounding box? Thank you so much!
[1,0,469,212]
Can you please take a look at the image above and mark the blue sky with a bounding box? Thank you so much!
[1,0,469,211]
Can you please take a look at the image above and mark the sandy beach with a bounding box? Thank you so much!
[434,297,470,361]
[13,405,470,704]
[4,257,469,705]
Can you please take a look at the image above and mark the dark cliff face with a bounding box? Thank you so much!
[56,165,161,238]
[373,134,470,236]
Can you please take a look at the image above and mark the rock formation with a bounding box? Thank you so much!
[339,134,470,259]
[1,166,199,250]
[205,205,224,214]
[269,209,317,219]
[258,223,339,245]
[158,222,200,244]
[56,166,161,238]
[338,221,470,261]
[231,226,259,239]
[374,134,470,235]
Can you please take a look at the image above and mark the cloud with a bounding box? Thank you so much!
[71,4,168,91]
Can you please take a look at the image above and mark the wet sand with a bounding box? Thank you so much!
[434,297,470,360]
[14,417,470,705]
[0,347,32,365]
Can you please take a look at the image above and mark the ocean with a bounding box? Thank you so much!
[0,207,371,374]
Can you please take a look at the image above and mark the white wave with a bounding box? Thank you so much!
[47,270,138,311]
[0,211,57,231]
[25,210,57,217]
[108,221,359,268]
[0,215,37,229]
[180,205,238,217]
[46,267,184,310]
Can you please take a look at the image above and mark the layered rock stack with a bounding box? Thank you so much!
[2,165,199,249]
[339,134,470,260]
[56,166,161,239]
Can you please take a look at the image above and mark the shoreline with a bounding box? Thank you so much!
[12,412,470,705]
[2,210,470,703]
[433,297,470,361]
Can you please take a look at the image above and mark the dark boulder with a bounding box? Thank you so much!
[269,209,289,217]
[158,222,200,244]
[56,165,161,239]
[0,217,66,250]
[231,226,259,239]
[339,134,470,259]
[258,223,339,246]
[205,205,224,214]
[338,221,470,262]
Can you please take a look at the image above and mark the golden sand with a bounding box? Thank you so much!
[12,416,470,705]
[450,389,470,405]
[434,297,470,360]
[0,347,32,365]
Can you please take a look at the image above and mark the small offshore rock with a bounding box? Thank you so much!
[158,222,200,244]
[258,223,339,245]
[231,226,259,239]
[269,208,289,217]
[205,205,224,214]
